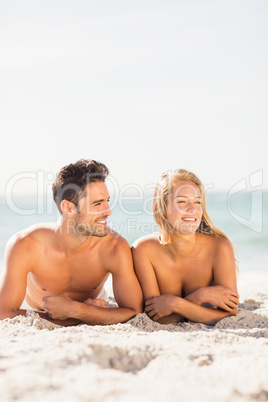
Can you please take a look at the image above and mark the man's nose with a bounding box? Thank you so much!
[103,203,112,216]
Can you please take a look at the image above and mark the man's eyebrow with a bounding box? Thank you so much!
[91,197,110,205]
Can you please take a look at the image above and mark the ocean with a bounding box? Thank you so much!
[0,191,267,277]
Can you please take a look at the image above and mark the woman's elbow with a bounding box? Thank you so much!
[133,304,143,315]
[229,306,238,316]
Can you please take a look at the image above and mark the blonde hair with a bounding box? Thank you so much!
[153,169,232,245]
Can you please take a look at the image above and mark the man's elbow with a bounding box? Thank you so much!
[0,307,22,320]
[0,309,12,320]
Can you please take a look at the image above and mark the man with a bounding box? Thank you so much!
[0,159,143,325]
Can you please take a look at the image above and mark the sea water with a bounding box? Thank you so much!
[0,191,267,278]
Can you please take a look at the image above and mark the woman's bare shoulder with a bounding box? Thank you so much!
[211,235,233,249]
[213,237,234,260]
[198,234,234,263]
[132,233,161,252]
[198,233,231,246]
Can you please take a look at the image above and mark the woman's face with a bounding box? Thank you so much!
[166,181,203,235]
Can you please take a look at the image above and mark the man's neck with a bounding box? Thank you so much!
[55,218,97,254]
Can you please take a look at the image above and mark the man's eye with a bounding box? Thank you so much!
[177,201,185,203]
[95,203,101,206]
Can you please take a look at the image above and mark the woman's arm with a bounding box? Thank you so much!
[184,285,239,311]
[145,294,237,325]
[186,238,239,310]
[131,241,161,303]
[145,238,239,325]
[132,240,184,324]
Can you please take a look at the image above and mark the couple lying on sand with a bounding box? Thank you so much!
[0,159,239,326]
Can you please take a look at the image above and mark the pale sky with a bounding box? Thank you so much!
[0,0,267,199]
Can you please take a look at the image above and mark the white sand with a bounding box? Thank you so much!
[0,292,268,402]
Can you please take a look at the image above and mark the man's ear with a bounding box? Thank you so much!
[60,200,77,216]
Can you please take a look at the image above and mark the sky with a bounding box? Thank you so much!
[0,0,267,201]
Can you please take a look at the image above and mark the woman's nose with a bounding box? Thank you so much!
[186,202,194,212]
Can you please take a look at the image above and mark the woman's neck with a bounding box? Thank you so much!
[170,232,198,256]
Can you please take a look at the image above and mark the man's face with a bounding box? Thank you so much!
[71,181,111,238]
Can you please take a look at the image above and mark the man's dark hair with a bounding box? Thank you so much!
[52,159,109,214]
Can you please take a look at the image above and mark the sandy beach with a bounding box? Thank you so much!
[1,194,267,402]
[0,285,268,402]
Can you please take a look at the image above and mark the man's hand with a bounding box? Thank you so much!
[186,286,239,312]
[42,295,108,321]
[145,294,177,321]
[83,297,107,307]
[42,295,75,320]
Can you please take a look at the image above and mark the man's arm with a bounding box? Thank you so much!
[43,240,143,325]
[0,235,31,319]
[0,234,80,326]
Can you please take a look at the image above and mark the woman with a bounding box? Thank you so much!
[132,169,239,325]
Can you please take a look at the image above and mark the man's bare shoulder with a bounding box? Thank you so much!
[132,233,161,253]
[6,223,57,253]
[103,228,130,252]
[98,228,132,272]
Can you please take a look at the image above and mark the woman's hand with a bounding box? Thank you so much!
[145,294,178,321]
[186,286,239,312]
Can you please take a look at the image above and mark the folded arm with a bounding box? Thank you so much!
[184,285,239,311]
[133,237,239,325]
[42,295,140,325]
[43,241,143,325]
[145,293,237,326]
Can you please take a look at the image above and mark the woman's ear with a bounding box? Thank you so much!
[60,200,76,216]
